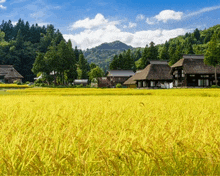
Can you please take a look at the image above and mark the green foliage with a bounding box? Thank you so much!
[78,54,90,79]
[116,83,122,88]
[109,49,136,71]
[211,85,220,88]
[75,84,83,88]
[88,66,104,81]
[204,32,220,85]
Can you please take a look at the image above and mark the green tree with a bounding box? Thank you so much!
[109,55,119,70]
[88,66,104,81]
[159,41,169,60]
[139,45,150,69]
[90,62,97,70]
[78,54,89,79]
[204,32,220,85]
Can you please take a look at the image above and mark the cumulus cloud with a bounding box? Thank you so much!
[0,0,6,9]
[71,13,120,30]
[146,5,220,25]
[64,13,189,50]
[155,10,183,23]
[136,14,145,21]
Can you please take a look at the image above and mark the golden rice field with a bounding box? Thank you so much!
[0,84,29,88]
[1,88,220,175]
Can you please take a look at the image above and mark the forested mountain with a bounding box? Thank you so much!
[83,41,134,72]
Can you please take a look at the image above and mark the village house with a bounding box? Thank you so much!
[123,70,143,88]
[125,61,173,88]
[171,54,220,87]
[98,70,135,88]
[0,65,23,83]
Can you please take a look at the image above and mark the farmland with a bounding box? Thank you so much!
[1,88,220,175]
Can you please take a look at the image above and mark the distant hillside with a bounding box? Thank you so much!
[95,40,133,50]
[83,41,134,71]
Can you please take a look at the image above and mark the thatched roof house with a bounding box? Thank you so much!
[0,65,23,83]
[123,70,143,88]
[171,54,220,87]
[124,61,172,88]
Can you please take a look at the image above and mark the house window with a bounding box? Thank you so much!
[143,81,147,87]
[150,81,155,87]
[198,79,209,86]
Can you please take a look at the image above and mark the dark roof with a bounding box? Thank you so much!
[171,55,220,74]
[0,65,23,79]
[123,70,143,85]
[134,62,172,81]
[74,79,88,83]
[107,70,135,77]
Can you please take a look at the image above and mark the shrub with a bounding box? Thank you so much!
[76,84,84,88]
[116,83,122,88]
[211,85,220,88]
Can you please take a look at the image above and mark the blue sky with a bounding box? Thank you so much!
[0,0,220,50]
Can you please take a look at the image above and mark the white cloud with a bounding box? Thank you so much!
[0,0,6,9]
[146,18,155,25]
[71,13,120,30]
[186,5,220,17]
[12,21,17,26]
[136,14,145,21]
[0,4,6,9]
[124,22,137,28]
[155,10,183,23]
[128,22,137,28]
[64,13,189,50]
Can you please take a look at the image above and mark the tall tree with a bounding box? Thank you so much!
[139,45,150,69]
[204,32,220,85]
[78,54,89,79]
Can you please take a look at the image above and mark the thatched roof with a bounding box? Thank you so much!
[123,70,143,85]
[171,55,220,74]
[134,61,172,81]
[107,70,135,77]
[0,65,23,79]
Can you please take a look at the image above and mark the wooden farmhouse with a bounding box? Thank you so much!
[0,65,23,83]
[124,61,172,88]
[171,55,220,87]
[99,70,135,88]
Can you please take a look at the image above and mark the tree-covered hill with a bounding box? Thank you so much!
[83,41,134,72]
